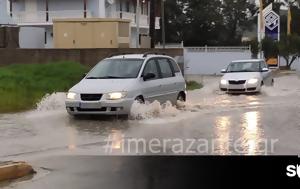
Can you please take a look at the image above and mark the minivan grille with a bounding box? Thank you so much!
[228,80,246,85]
[81,94,102,101]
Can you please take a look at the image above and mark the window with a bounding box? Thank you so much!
[227,62,261,73]
[86,59,144,79]
[125,1,130,12]
[260,61,268,69]
[157,58,174,78]
[143,60,159,79]
[168,59,181,73]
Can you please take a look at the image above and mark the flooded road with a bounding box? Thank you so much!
[1,74,300,161]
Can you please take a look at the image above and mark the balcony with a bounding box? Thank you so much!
[110,11,160,29]
[12,10,160,29]
[12,10,91,25]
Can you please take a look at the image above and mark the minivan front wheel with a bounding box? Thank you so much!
[176,92,186,108]
[135,96,145,104]
[177,92,186,102]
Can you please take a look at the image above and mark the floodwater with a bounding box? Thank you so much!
[1,73,300,161]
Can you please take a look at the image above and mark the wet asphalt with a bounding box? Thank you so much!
[0,73,300,188]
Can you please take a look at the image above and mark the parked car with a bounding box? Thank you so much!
[65,53,186,116]
[219,59,274,93]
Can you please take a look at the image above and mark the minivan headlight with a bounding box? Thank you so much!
[220,79,228,85]
[247,78,259,84]
[67,92,77,100]
[106,92,127,100]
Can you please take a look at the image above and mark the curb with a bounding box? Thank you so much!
[0,162,35,182]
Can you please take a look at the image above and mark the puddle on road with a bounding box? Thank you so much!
[25,75,300,125]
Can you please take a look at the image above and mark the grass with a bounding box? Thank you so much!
[187,81,203,91]
[0,61,89,113]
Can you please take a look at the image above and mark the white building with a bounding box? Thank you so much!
[4,0,160,48]
[0,0,13,24]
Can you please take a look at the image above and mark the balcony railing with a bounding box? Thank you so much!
[12,10,160,29]
[12,10,91,24]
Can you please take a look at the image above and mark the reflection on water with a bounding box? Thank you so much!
[215,111,264,155]
[67,127,78,150]
[242,111,263,155]
[110,130,124,150]
[215,116,231,155]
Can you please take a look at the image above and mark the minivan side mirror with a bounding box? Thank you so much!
[221,69,227,73]
[261,68,269,72]
[143,73,156,81]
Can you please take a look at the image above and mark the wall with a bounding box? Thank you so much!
[87,0,100,17]
[45,26,53,48]
[19,27,45,48]
[48,0,83,11]
[0,48,183,67]
[0,0,12,24]
[184,48,252,75]
[279,57,300,71]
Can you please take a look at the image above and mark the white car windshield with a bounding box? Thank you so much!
[227,62,261,73]
[86,59,144,79]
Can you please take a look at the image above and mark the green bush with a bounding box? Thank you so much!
[0,61,88,113]
[187,81,203,91]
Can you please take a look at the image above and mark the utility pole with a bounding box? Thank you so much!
[161,0,165,49]
[258,0,264,59]
[136,0,140,48]
[287,4,292,35]
[149,0,156,48]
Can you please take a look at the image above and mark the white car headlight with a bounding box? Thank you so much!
[220,79,228,85]
[106,92,127,100]
[67,92,77,100]
[247,78,259,84]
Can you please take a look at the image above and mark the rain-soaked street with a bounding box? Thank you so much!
[1,73,300,188]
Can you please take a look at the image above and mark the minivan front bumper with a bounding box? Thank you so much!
[65,98,134,115]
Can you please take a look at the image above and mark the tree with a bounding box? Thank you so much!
[261,37,279,60]
[277,34,300,68]
[164,0,257,46]
[246,38,259,58]
[221,0,257,45]
[164,0,187,43]
[184,0,224,46]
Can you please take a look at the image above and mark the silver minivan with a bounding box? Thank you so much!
[65,54,186,116]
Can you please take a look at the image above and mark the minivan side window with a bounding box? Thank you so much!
[157,58,174,78]
[260,61,268,69]
[168,59,181,73]
[143,59,160,80]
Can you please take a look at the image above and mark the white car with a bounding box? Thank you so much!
[65,53,186,116]
[219,59,274,93]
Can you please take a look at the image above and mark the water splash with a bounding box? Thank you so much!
[36,93,66,111]
[130,100,180,120]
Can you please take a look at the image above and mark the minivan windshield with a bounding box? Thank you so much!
[227,62,261,73]
[86,59,144,79]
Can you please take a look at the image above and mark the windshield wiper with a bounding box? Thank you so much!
[86,76,129,79]
[86,76,105,79]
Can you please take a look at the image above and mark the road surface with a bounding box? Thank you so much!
[0,72,300,188]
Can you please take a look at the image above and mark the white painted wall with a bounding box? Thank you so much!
[45,26,53,48]
[48,0,84,11]
[25,0,37,13]
[279,57,300,71]
[19,27,45,48]
[0,0,13,24]
[184,50,252,75]
[87,0,99,17]
[99,0,106,17]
